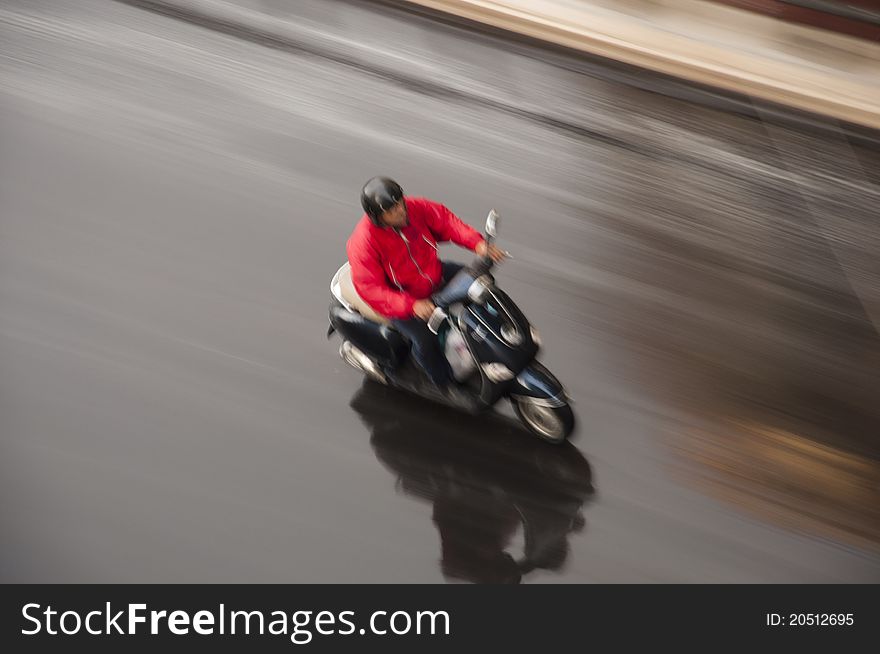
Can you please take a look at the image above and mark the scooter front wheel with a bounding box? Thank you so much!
[512,397,575,443]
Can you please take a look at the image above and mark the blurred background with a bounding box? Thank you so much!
[1,0,878,583]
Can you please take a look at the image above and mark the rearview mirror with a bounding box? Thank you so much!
[486,209,500,238]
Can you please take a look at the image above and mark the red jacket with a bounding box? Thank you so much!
[347,197,484,319]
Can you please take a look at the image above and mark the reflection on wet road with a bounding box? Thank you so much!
[355,380,594,584]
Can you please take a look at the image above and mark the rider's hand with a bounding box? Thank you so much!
[476,241,507,263]
[412,299,436,321]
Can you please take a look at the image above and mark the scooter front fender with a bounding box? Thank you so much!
[509,361,568,407]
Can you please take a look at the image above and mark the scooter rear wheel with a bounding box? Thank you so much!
[340,341,387,385]
[513,397,575,443]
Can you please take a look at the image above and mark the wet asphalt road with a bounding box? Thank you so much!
[1,0,879,582]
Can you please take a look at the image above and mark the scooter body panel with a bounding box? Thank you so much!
[329,300,409,368]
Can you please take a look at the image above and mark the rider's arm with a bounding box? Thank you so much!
[347,240,417,320]
[414,197,483,252]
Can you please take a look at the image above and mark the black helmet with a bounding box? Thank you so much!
[361,176,404,225]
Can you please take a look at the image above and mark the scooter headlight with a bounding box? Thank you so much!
[530,326,542,347]
[481,362,515,382]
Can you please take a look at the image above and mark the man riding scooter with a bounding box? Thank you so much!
[346,177,507,405]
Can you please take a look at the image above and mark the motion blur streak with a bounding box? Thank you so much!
[1,0,878,582]
[673,422,880,549]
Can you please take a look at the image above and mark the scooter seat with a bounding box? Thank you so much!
[334,262,390,326]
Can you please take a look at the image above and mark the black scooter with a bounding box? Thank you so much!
[327,211,575,442]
